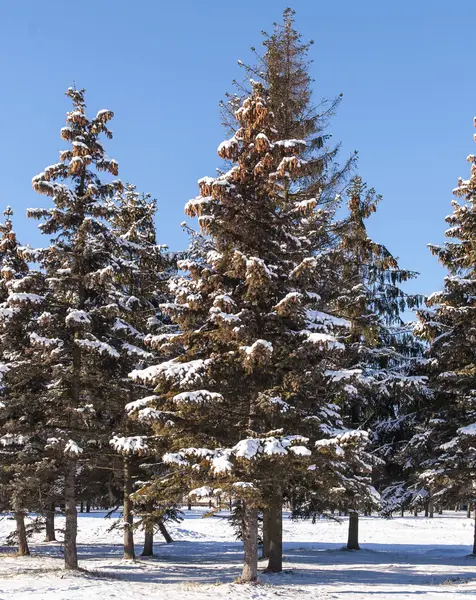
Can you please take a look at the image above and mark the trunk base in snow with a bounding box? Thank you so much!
[142,531,154,557]
[263,491,283,572]
[15,512,30,557]
[123,457,135,560]
[44,504,56,542]
[347,511,360,551]
[64,462,78,570]
[239,503,258,583]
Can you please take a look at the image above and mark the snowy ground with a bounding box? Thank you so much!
[1,509,476,599]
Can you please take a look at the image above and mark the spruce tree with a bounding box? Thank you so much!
[107,182,175,559]
[28,87,126,569]
[220,8,357,571]
[130,82,361,582]
[328,176,426,540]
[0,207,52,555]
[415,117,476,550]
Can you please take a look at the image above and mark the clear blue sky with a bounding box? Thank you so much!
[0,0,474,300]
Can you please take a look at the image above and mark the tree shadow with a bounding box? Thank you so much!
[4,538,474,589]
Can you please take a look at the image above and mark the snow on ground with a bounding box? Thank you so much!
[1,508,476,599]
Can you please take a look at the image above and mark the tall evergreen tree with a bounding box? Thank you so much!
[130,82,368,582]
[329,176,426,539]
[0,207,51,555]
[107,182,175,559]
[415,117,476,551]
[28,87,128,569]
[220,8,357,571]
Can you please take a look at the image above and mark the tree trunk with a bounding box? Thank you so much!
[15,511,30,556]
[123,456,135,560]
[158,519,173,543]
[240,503,258,583]
[347,511,360,550]
[438,506,443,515]
[429,494,434,519]
[262,509,270,559]
[64,324,81,571]
[142,500,154,556]
[424,502,429,518]
[401,505,405,518]
[45,503,56,542]
[187,499,192,511]
[64,461,78,569]
[264,490,282,572]
[413,507,418,517]
[142,530,154,556]
[86,502,91,513]
[80,501,84,513]
[468,503,472,519]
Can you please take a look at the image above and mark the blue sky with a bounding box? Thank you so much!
[0,0,474,300]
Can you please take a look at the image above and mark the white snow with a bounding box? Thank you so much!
[262,438,288,455]
[217,136,238,155]
[289,445,312,456]
[110,435,148,455]
[0,307,18,322]
[29,332,63,348]
[245,256,274,281]
[163,452,189,466]
[306,309,351,330]
[232,436,309,460]
[184,195,213,216]
[241,339,273,358]
[1,510,476,599]
[458,423,476,436]
[274,138,307,149]
[268,396,291,412]
[172,390,223,404]
[210,451,233,474]
[294,198,318,212]
[8,292,43,305]
[273,291,303,311]
[65,310,91,327]
[95,109,113,121]
[210,308,241,324]
[213,294,236,307]
[188,486,213,498]
[64,439,83,455]
[304,332,345,350]
[130,358,212,386]
[124,396,159,414]
[232,481,256,489]
[75,339,120,359]
[325,368,363,381]
[0,433,27,446]
[122,342,153,359]
[137,407,166,421]
[233,438,261,459]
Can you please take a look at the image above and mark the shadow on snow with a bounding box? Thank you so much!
[2,538,476,588]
